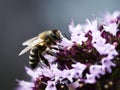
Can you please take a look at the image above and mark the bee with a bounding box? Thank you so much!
[19,29,62,69]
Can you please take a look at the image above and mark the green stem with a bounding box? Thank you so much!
[96,81,101,90]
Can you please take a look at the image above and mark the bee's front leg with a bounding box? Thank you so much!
[39,54,50,68]
[46,50,56,56]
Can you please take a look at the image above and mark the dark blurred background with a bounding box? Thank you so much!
[0,0,120,90]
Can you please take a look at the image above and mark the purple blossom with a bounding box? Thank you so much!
[103,23,118,36]
[89,65,105,78]
[45,81,57,90]
[17,11,120,90]
[50,64,63,82]
[62,69,75,82]
[25,67,40,80]
[17,80,34,90]
[93,42,118,56]
[69,21,88,45]
[85,19,98,32]
[72,63,87,78]
[85,73,96,84]
[103,11,120,24]
[58,37,73,48]
[101,57,116,73]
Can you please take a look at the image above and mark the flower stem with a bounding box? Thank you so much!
[96,81,101,90]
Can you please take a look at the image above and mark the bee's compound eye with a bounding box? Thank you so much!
[52,30,61,40]
[51,32,58,39]
[52,29,59,32]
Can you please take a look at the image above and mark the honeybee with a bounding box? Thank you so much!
[19,29,62,69]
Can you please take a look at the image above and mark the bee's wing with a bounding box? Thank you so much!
[19,38,43,56]
[19,45,34,56]
[22,36,38,46]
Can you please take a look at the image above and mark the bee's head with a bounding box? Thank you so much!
[51,29,62,42]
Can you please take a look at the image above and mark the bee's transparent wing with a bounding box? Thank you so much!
[22,36,38,46]
[19,45,34,56]
[19,38,43,56]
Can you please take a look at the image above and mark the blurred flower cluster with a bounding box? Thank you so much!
[17,11,120,90]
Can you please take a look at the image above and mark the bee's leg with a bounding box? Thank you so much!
[46,46,64,57]
[50,45,63,51]
[46,50,56,56]
[50,46,59,50]
[39,54,50,67]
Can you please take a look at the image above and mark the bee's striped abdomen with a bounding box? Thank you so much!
[29,46,40,69]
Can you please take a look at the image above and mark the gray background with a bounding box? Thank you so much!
[0,0,120,90]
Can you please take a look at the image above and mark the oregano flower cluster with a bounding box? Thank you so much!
[17,11,120,90]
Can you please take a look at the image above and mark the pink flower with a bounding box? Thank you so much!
[62,69,75,82]
[89,65,105,78]
[58,37,73,48]
[85,74,96,84]
[103,23,118,36]
[45,81,57,90]
[101,57,116,73]
[104,11,120,24]
[17,11,120,90]
[69,21,88,45]
[72,63,87,78]
[17,80,34,90]
[25,67,40,80]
